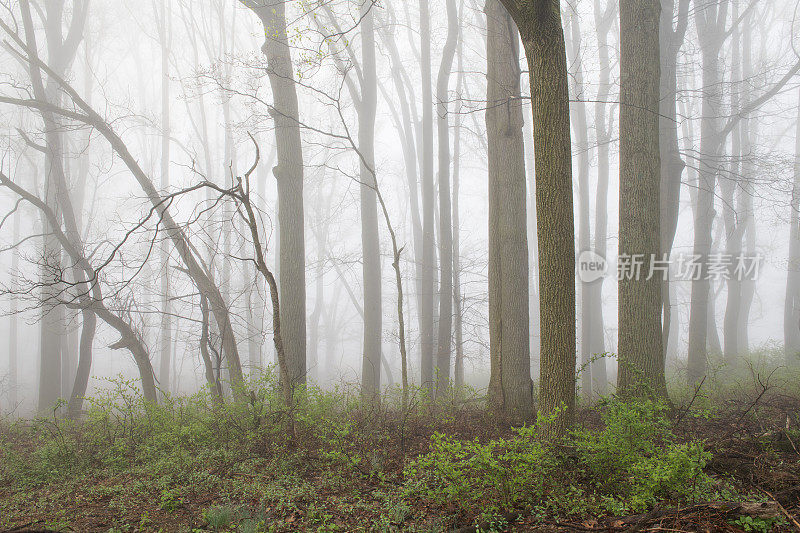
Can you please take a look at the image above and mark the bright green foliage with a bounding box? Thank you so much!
[404,425,553,512]
[404,399,716,516]
[730,515,788,533]
[571,399,714,511]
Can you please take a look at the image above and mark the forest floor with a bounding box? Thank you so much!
[1,370,800,532]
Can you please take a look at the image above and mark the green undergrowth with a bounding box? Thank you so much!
[0,371,773,532]
[404,398,719,521]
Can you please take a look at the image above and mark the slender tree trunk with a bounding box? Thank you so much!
[452,21,465,389]
[565,10,593,402]
[590,2,614,395]
[435,0,458,396]
[67,307,96,417]
[419,0,436,390]
[308,196,330,382]
[379,24,426,384]
[687,1,726,384]
[157,1,172,394]
[8,209,20,411]
[243,0,307,387]
[659,0,689,363]
[785,85,800,366]
[721,2,742,366]
[736,15,756,357]
[358,0,382,401]
[20,1,88,413]
[523,99,541,382]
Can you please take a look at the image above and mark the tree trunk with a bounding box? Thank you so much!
[67,307,96,417]
[8,209,20,411]
[452,24,465,389]
[687,1,726,384]
[485,0,533,419]
[786,85,800,366]
[419,0,436,391]
[590,1,615,396]
[358,1,382,401]
[497,0,574,434]
[157,0,172,395]
[565,9,593,402]
[20,1,89,413]
[617,0,666,398]
[435,0,458,396]
[243,0,307,387]
[659,0,689,363]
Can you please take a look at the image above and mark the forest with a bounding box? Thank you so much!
[1,0,800,531]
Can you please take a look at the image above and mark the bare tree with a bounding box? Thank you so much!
[434,0,459,396]
[0,19,248,396]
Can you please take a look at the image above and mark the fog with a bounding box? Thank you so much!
[1,0,799,415]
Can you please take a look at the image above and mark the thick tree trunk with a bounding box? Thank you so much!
[485,0,533,419]
[498,0,575,435]
[617,0,666,397]
[435,0,458,396]
[243,0,307,387]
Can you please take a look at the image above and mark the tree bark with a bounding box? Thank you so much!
[565,9,593,402]
[243,0,307,387]
[497,0,574,435]
[485,0,533,419]
[617,0,666,398]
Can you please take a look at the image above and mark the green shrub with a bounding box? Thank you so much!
[571,398,714,511]
[403,425,554,512]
